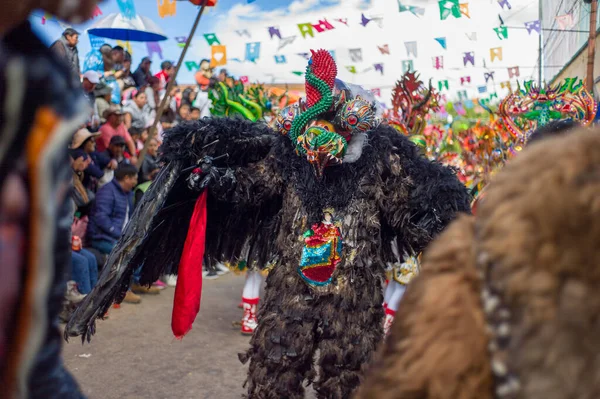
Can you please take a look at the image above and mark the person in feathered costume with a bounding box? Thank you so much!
[356,127,600,399]
[66,50,470,398]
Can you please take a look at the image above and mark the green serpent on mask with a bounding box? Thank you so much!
[289,65,335,153]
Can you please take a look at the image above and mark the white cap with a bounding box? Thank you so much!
[82,70,100,84]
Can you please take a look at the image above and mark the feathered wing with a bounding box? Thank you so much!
[356,216,493,399]
[66,118,283,342]
[377,126,472,256]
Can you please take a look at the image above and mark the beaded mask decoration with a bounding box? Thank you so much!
[281,49,381,177]
[498,78,597,141]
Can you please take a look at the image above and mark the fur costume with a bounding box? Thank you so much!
[356,129,600,399]
[66,50,470,398]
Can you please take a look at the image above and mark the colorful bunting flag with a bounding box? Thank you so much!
[274,55,287,64]
[457,90,468,101]
[278,36,296,51]
[398,1,425,17]
[460,76,471,85]
[146,42,163,59]
[245,42,261,63]
[484,71,495,82]
[230,58,243,63]
[438,0,461,20]
[185,61,199,71]
[240,76,249,83]
[434,37,447,49]
[463,52,475,66]
[497,0,511,10]
[211,45,227,67]
[490,47,503,62]
[92,5,103,18]
[328,50,337,61]
[524,20,541,34]
[116,0,136,19]
[313,19,335,33]
[298,52,311,60]
[556,14,574,30]
[292,71,304,76]
[346,66,357,74]
[402,60,413,73]
[336,18,349,26]
[236,29,251,38]
[371,88,382,97]
[438,80,449,91]
[378,44,390,55]
[268,26,282,39]
[507,66,520,78]
[432,56,444,70]
[157,0,176,18]
[465,99,474,109]
[405,41,417,57]
[204,33,220,46]
[494,26,508,40]
[360,13,372,27]
[478,86,488,93]
[500,81,512,91]
[489,92,498,100]
[466,32,477,41]
[459,3,470,18]
[116,40,132,55]
[298,23,315,38]
[374,63,384,75]
[349,48,363,62]
[175,36,187,48]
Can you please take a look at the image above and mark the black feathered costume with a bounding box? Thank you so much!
[66,50,470,398]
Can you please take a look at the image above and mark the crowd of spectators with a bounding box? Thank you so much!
[49,28,232,318]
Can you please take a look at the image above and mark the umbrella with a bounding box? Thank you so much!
[88,13,167,42]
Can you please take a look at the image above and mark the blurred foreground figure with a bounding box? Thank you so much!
[0,1,99,398]
[356,128,600,399]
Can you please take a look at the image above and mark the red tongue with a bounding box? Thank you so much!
[302,266,335,283]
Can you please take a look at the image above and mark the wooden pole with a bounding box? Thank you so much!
[538,0,543,85]
[586,0,598,92]
[137,0,209,169]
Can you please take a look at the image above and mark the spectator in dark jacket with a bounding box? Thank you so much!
[132,56,152,88]
[87,164,137,255]
[49,28,80,81]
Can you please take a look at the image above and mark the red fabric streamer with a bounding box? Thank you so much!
[171,191,208,339]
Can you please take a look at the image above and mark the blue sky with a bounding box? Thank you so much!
[30,0,345,83]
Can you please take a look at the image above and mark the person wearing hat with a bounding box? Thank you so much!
[133,56,153,88]
[50,27,80,80]
[71,128,108,192]
[97,104,137,163]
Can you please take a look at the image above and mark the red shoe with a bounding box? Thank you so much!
[241,298,259,335]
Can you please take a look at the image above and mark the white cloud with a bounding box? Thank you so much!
[289,0,322,14]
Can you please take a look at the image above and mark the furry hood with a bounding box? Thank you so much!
[357,128,600,399]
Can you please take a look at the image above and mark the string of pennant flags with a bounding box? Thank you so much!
[33,0,571,103]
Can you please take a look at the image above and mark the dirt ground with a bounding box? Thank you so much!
[62,273,316,399]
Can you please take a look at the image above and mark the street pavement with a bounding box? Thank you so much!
[63,273,258,399]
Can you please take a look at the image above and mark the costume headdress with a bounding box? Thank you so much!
[498,78,597,140]
[273,49,381,176]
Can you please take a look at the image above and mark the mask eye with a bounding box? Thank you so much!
[283,120,292,130]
